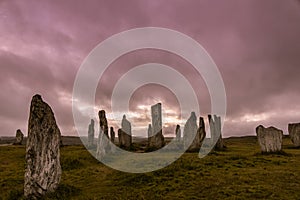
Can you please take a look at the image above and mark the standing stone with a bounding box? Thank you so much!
[88,119,95,148]
[118,115,132,148]
[197,117,206,146]
[96,110,110,160]
[13,129,24,145]
[256,125,283,153]
[208,114,225,150]
[175,125,181,141]
[148,103,164,149]
[24,94,61,199]
[183,112,198,151]
[288,123,300,147]
[110,127,115,143]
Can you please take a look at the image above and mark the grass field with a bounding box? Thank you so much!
[1,136,300,199]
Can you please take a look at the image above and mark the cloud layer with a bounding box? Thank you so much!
[1,0,300,137]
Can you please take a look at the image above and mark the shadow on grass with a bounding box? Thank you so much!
[254,150,292,157]
[7,184,80,200]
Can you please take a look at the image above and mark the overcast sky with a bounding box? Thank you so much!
[1,0,300,137]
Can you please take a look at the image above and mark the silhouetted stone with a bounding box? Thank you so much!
[256,125,283,153]
[208,114,225,150]
[110,127,115,143]
[176,125,181,141]
[88,119,95,148]
[96,110,109,160]
[197,117,206,147]
[288,123,300,147]
[148,103,164,149]
[13,129,23,145]
[24,94,61,199]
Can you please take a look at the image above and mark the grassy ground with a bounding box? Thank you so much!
[1,136,300,199]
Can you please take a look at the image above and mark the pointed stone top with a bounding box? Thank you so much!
[191,112,196,118]
[32,94,42,101]
[123,114,126,119]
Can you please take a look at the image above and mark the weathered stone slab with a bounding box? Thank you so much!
[24,94,61,199]
[256,125,283,153]
[148,103,164,149]
[183,112,198,151]
[288,123,300,147]
[13,129,24,145]
[88,119,95,148]
[118,115,132,148]
[208,114,225,150]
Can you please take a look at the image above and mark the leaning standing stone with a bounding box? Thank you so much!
[288,123,300,147]
[24,94,62,199]
[13,129,24,145]
[256,125,283,153]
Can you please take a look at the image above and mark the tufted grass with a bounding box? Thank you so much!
[0,136,300,199]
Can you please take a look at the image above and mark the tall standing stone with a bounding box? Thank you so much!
[208,114,225,150]
[256,125,283,153]
[175,125,181,141]
[118,115,132,148]
[88,119,95,148]
[288,123,300,147]
[110,127,115,143]
[13,129,24,145]
[183,112,198,151]
[24,95,61,199]
[148,103,164,149]
[96,110,110,160]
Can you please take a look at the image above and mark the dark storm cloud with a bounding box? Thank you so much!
[0,0,299,137]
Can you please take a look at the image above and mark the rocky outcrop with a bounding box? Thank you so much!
[288,123,300,147]
[256,125,283,153]
[208,115,225,150]
[148,103,164,149]
[13,129,24,145]
[24,94,61,199]
[88,119,95,148]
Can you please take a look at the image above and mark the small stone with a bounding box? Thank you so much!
[24,94,61,199]
[13,129,24,145]
[288,123,300,147]
[256,125,283,153]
